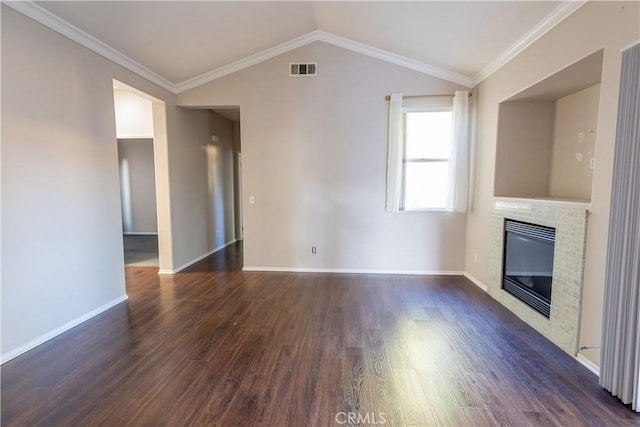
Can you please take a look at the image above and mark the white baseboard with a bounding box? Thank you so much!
[123,232,158,235]
[576,353,600,377]
[1,294,129,364]
[463,272,489,292]
[242,266,464,276]
[159,239,236,275]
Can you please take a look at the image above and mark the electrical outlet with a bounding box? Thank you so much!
[249,196,256,204]
[311,246,317,254]
[589,157,596,170]
[474,253,478,263]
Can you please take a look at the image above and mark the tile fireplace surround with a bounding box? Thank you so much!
[488,198,589,355]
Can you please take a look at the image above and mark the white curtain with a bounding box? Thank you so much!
[447,91,470,212]
[385,93,404,212]
[600,42,640,411]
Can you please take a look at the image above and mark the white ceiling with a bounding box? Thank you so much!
[310,1,561,78]
[33,1,577,90]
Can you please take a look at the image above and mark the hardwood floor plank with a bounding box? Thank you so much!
[415,370,467,427]
[359,285,381,330]
[342,347,373,421]
[2,242,638,426]
[393,368,437,426]
[459,407,499,426]
[522,409,564,427]
[327,306,346,360]
[364,328,405,426]
[309,355,343,426]
[345,305,365,348]
[216,340,279,425]
[467,372,536,427]
[255,345,298,425]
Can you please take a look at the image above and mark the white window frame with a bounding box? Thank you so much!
[401,106,453,211]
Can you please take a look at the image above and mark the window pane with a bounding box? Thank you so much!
[404,162,449,210]
[405,111,452,159]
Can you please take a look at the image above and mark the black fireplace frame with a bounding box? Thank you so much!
[501,219,556,318]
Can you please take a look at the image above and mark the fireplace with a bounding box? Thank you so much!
[489,200,588,354]
[502,219,556,318]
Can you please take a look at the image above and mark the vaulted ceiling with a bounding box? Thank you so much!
[22,1,585,92]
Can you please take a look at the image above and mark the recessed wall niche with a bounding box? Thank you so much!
[494,50,603,202]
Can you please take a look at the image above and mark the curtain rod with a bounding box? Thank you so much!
[385,93,472,101]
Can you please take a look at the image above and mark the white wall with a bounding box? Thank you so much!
[549,84,600,200]
[1,6,212,361]
[494,101,555,198]
[178,41,469,272]
[465,1,639,367]
[117,139,158,234]
[162,107,211,271]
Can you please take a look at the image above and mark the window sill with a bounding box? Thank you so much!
[402,208,449,212]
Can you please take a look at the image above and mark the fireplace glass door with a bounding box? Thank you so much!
[502,219,556,318]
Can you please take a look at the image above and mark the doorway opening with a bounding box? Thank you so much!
[113,80,173,272]
[118,137,158,267]
[201,106,243,270]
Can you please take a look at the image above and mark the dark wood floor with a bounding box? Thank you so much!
[2,242,638,426]
[123,234,159,267]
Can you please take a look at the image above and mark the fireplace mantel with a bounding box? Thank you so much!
[488,197,589,355]
[494,196,591,211]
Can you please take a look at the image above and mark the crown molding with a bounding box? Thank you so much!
[175,31,322,93]
[177,30,475,92]
[4,1,177,93]
[473,0,588,84]
[7,1,473,93]
[621,39,640,53]
[315,31,475,88]
[6,0,587,92]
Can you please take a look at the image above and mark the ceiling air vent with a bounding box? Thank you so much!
[290,62,317,77]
